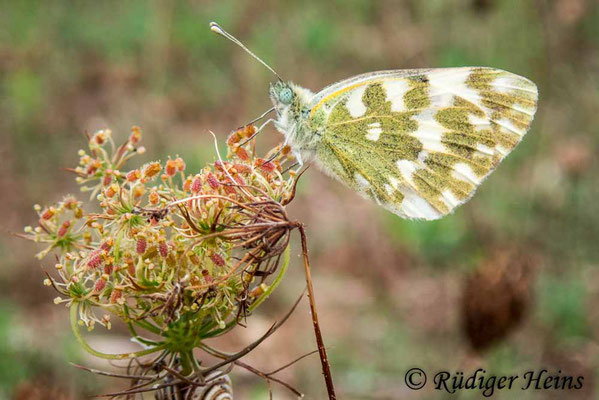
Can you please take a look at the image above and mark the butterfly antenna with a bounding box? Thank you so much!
[209,21,283,82]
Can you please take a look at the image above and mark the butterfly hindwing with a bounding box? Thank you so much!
[309,67,538,220]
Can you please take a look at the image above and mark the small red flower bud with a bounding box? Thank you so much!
[126,170,141,182]
[227,131,242,146]
[165,159,177,177]
[100,239,113,251]
[103,263,114,274]
[133,186,145,199]
[210,253,225,267]
[207,173,219,189]
[243,125,256,138]
[191,176,202,192]
[149,190,160,205]
[105,185,117,198]
[88,250,102,269]
[41,208,55,220]
[102,173,112,186]
[232,164,251,173]
[202,269,214,284]
[183,177,192,192]
[86,164,98,175]
[94,278,106,293]
[143,162,162,179]
[189,253,201,265]
[159,241,169,258]
[136,236,147,254]
[63,196,78,209]
[93,131,107,145]
[57,221,70,237]
[126,258,135,276]
[255,158,276,173]
[234,175,246,186]
[214,160,226,171]
[234,146,250,161]
[175,157,185,172]
[129,126,142,144]
[110,289,122,304]
[224,183,237,195]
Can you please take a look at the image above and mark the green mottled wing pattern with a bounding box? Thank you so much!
[309,67,538,220]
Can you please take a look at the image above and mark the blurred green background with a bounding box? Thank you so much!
[2,0,599,399]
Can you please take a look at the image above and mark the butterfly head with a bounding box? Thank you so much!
[270,81,295,111]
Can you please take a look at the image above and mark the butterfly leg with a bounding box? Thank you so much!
[243,107,274,128]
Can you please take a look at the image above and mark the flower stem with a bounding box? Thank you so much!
[249,244,290,312]
[70,302,166,360]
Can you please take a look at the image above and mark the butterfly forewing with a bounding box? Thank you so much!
[309,67,538,220]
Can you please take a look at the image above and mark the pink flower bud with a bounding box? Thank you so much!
[191,176,202,193]
[88,250,102,269]
[129,126,142,144]
[159,241,169,258]
[57,221,71,237]
[136,236,147,254]
[110,289,122,304]
[94,278,106,293]
[207,173,219,189]
[211,253,225,267]
[175,157,185,172]
[165,159,177,177]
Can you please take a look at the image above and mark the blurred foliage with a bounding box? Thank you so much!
[0,302,100,398]
[2,0,598,398]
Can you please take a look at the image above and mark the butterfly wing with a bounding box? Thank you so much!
[308,67,538,220]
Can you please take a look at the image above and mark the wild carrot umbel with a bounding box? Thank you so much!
[20,126,336,399]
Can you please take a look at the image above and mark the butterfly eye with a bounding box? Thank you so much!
[278,87,293,105]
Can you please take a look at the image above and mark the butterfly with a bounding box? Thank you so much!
[210,23,538,220]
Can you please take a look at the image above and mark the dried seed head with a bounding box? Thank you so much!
[22,125,298,374]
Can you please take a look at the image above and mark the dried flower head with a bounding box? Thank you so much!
[20,125,307,397]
